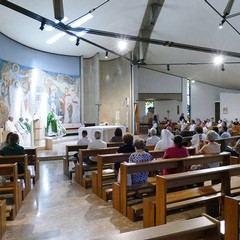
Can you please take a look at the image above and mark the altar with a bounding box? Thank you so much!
[78,125,126,142]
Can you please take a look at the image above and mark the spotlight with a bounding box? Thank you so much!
[75,38,80,46]
[105,51,108,59]
[221,64,225,71]
[219,19,225,29]
[39,21,45,31]
[167,64,170,71]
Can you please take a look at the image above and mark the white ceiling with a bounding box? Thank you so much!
[1,0,240,89]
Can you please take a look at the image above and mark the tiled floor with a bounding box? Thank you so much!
[2,136,206,240]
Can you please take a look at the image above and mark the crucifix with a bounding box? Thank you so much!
[95,103,102,125]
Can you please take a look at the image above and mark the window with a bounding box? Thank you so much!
[145,100,154,115]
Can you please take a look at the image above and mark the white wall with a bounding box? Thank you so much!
[220,93,240,121]
[191,81,240,121]
[138,67,181,93]
[0,33,80,75]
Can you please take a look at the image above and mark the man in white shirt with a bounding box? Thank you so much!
[146,128,160,145]
[77,130,91,145]
[5,116,17,133]
[84,130,107,164]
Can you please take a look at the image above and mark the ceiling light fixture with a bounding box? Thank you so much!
[117,40,127,51]
[39,21,45,31]
[105,51,108,59]
[45,17,68,31]
[219,19,225,29]
[221,64,225,71]
[167,64,170,71]
[213,55,223,65]
[70,13,93,28]
[191,80,195,83]
[46,32,66,44]
[75,38,80,46]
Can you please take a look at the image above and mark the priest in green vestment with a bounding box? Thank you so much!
[47,108,58,136]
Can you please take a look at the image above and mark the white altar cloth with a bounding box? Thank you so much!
[78,125,126,142]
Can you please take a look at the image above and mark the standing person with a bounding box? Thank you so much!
[109,128,123,142]
[152,115,159,135]
[114,133,135,171]
[5,116,18,133]
[2,133,25,174]
[84,131,107,165]
[162,135,189,175]
[47,108,58,136]
[146,128,160,145]
[179,113,185,122]
[24,118,31,133]
[128,138,152,184]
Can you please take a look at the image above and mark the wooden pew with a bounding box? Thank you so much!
[75,147,119,188]
[0,155,31,199]
[63,142,125,179]
[153,164,240,227]
[63,144,88,179]
[0,199,6,238]
[0,163,19,220]
[182,135,240,150]
[95,214,221,240]
[224,195,240,240]
[93,147,196,201]
[93,150,166,201]
[24,147,39,184]
[113,152,231,221]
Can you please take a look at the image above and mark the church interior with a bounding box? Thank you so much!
[0,0,240,239]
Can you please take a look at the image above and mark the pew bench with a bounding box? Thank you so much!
[0,155,31,199]
[151,164,240,227]
[64,143,124,180]
[224,195,240,240]
[75,147,119,188]
[0,199,6,239]
[113,152,231,222]
[24,147,39,184]
[92,147,196,201]
[0,163,20,220]
[63,144,88,179]
[96,214,221,240]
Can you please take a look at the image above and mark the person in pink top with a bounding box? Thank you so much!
[162,135,189,175]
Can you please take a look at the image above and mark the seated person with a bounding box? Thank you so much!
[198,130,221,168]
[2,133,25,174]
[146,128,160,145]
[109,128,123,142]
[128,138,152,184]
[77,130,92,145]
[225,138,240,157]
[154,129,173,151]
[83,131,107,165]
[191,126,206,150]
[114,133,135,171]
[162,135,189,175]
[72,130,92,168]
[0,132,13,150]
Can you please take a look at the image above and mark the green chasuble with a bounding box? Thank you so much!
[47,111,58,133]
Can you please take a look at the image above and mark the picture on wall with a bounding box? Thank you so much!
[223,107,228,114]
[0,59,80,127]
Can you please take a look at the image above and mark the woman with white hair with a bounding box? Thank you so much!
[154,129,174,150]
[146,128,160,145]
[198,130,221,168]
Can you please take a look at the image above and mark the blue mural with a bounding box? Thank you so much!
[0,59,80,124]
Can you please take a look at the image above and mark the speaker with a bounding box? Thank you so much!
[53,0,64,21]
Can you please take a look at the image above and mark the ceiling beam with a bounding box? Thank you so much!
[2,0,240,59]
[132,0,165,64]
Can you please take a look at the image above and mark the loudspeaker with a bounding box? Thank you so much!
[53,0,64,21]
